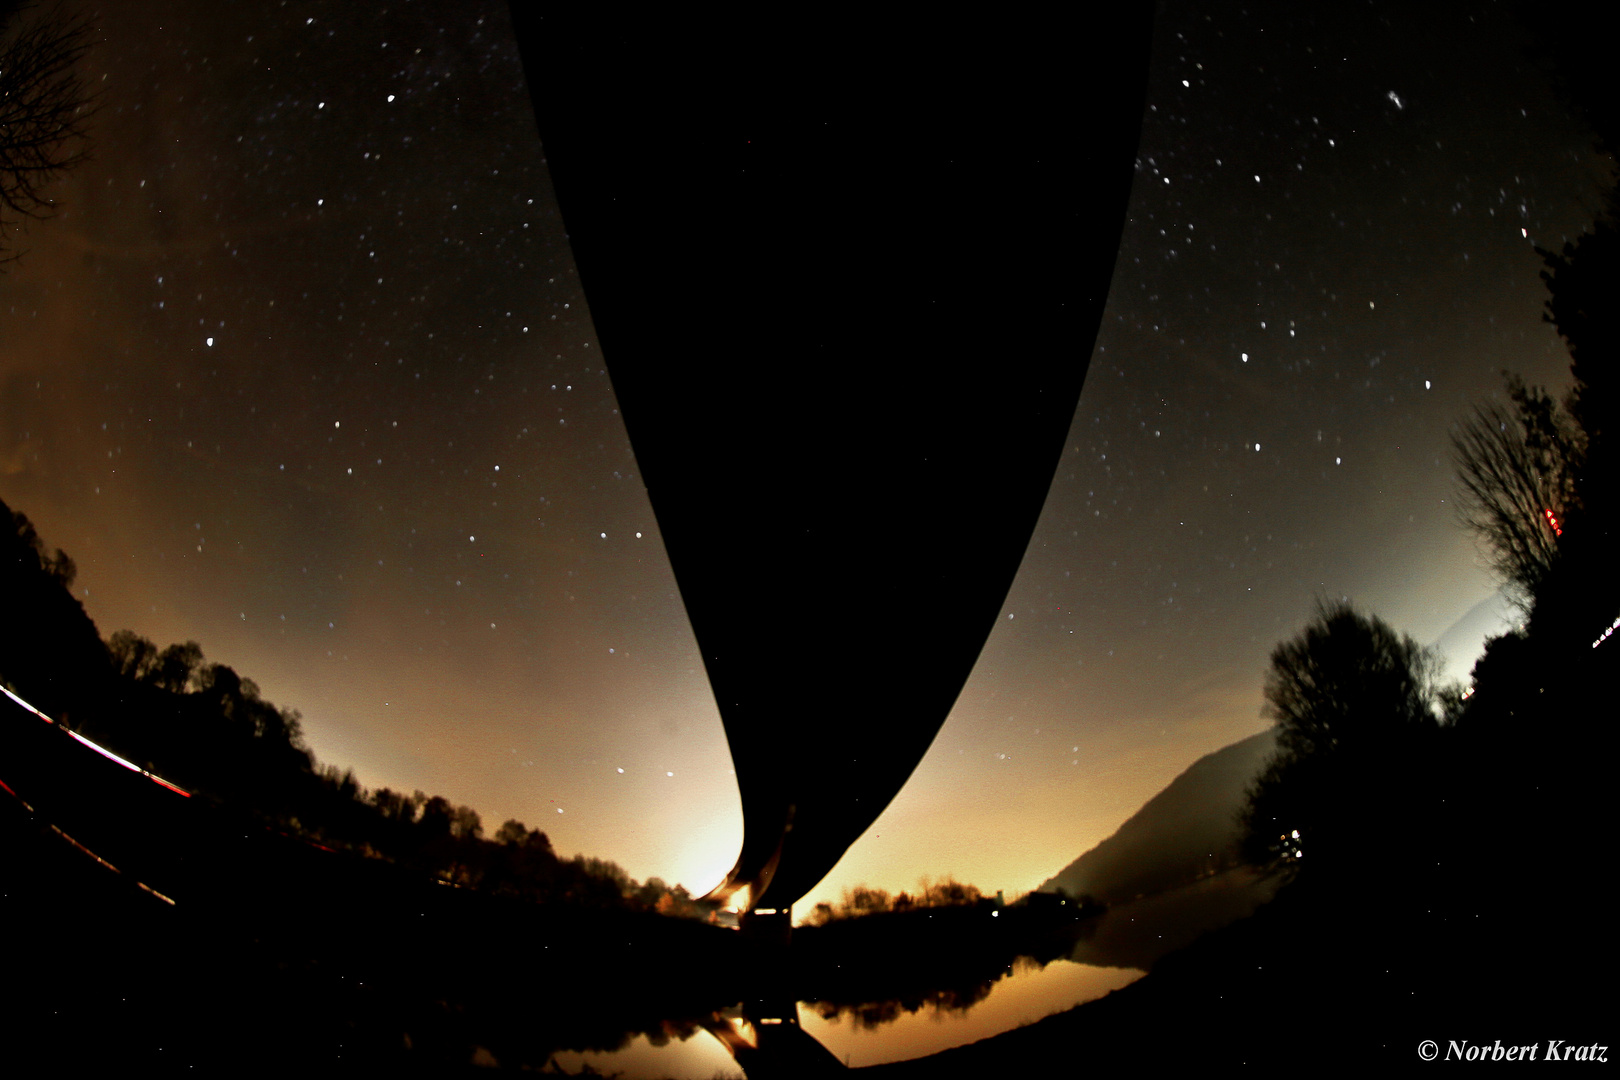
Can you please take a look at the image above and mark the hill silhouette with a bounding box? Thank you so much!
[1430,588,1519,685]
[1039,730,1274,905]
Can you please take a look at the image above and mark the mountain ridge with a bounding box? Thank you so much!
[1039,729,1276,904]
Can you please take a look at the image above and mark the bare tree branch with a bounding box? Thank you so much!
[1450,376,1584,605]
[0,2,96,261]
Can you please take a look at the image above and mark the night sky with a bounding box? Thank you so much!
[0,1,1608,915]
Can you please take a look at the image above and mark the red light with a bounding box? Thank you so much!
[1543,508,1562,536]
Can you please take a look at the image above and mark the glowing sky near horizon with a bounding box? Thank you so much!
[0,1,1608,912]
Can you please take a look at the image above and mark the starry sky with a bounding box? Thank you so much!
[0,1,1609,913]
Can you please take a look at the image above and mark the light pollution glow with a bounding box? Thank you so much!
[0,0,1605,915]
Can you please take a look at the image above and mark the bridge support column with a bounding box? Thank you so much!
[739,905,793,948]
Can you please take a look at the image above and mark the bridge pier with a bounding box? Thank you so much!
[739,905,793,949]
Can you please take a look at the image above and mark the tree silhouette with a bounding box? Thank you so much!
[1535,211,1618,647]
[1450,375,1583,605]
[0,2,95,261]
[151,640,204,694]
[0,495,109,716]
[1241,601,1447,870]
[1542,215,1619,449]
[107,629,160,682]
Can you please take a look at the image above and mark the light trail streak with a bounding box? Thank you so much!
[2,688,183,905]
[44,824,178,906]
[1,685,190,796]
[1593,615,1620,650]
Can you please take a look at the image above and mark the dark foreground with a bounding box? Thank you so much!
[0,694,751,1073]
[862,752,1614,1074]
[3,685,1610,1074]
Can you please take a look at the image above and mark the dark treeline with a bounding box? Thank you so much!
[872,22,1618,1074]
[1211,151,1617,1064]
[0,497,713,919]
[908,73,1620,1080]
[865,208,1617,1080]
[1236,169,1615,899]
[804,874,1012,926]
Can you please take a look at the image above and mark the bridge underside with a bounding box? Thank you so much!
[510,3,1155,913]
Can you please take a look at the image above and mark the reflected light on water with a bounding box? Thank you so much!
[547,1027,743,1080]
[797,958,1144,1069]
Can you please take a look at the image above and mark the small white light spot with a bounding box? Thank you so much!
[469,535,475,542]
[387,94,396,102]
[1254,443,1261,452]
[1335,457,1342,465]
[1241,352,1248,362]
[635,531,643,539]
[600,532,607,539]
[666,771,674,777]
[205,337,214,347]
[617,768,624,774]
[1424,380,1432,389]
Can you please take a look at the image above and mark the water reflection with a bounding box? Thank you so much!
[798,957,1143,1069]
[804,980,998,1032]
[548,1026,744,1079]
[544,958,1137,1078]
[541,870,1278,1077]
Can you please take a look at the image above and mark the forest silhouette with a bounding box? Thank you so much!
[1,491,789,1072]
[1,494,714,920]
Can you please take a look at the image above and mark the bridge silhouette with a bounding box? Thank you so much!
[0,8,1155,1070]
[511,4,1155,921]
